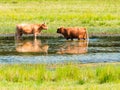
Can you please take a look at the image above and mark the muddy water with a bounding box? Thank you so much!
[0,36,120,64]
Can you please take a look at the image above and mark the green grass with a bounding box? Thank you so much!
[96,65,120,83]
[0,0,120,35]
[0,81,120,90]
[0,63,120,89]
[0,63,120,83]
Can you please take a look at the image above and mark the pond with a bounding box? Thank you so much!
[0,36,120,64]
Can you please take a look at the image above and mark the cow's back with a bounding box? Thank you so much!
[17,24,34,34]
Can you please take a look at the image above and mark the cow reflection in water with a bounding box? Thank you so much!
[16,39,49,53]
[57,40,88,54]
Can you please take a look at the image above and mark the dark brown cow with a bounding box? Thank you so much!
[57,27,88,40]
[57,40,88,54]
[16,39,49,53]
[15,23,48,40]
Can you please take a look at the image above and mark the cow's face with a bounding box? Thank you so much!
[40,23,48,30]
[57,27,64,33]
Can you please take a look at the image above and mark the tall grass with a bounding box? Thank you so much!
[96,65,119,83]
[0,0,120,35]
[56,64,80,80]
[0,64,46,82]
[0,63,120,84]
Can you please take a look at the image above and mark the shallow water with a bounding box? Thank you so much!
[0,36,120,64]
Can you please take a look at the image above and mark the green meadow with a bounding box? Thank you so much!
[0,0,120,89]
[0,0,120,35]
[0,63,120,89]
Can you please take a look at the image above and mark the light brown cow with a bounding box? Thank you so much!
[57,40,88,54]
[16,39,49,53]
[57,27,88,40]
[15,23,48,40]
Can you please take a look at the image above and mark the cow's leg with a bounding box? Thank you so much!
[15,32,18,40]
[83,34,86,40]
[15,29,19,40]
[71,38,73,41]
[83,32,87,40]
[65,36,69,40]
[15,31,21,40]
[78,35,82,40]
[15,27,22,40]
[78,38,80,40]
[66,37,70,40]
[34,33,37,40]
[19,33,23,40]
[66,38,69,40]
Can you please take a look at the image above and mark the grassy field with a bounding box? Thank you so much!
[0,0,120,35]
[0,63,120,89]
[0,0,120,89]
[0,81,120,90]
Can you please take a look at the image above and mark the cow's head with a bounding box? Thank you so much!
[39,23,48,30]
[57,27,64,34]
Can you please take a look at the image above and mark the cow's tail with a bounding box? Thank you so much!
[15,25,18,40]
[15,25,20,40]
